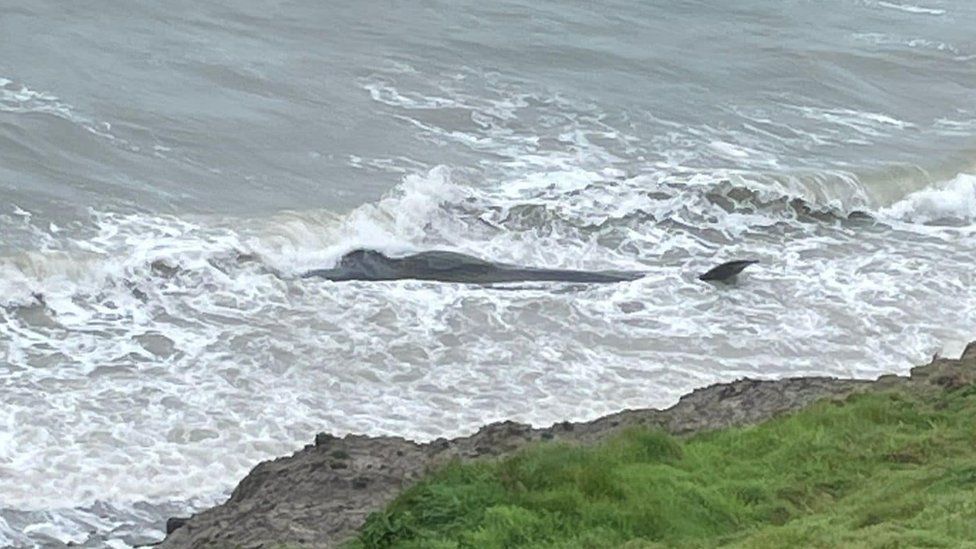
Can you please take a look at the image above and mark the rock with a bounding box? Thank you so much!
[314,433,338,447]
[963,341,976,360]
[165,517,189,535]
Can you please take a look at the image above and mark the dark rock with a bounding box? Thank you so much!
[315,433,338,447]
[165,517,189,535]
[430,439,450,451]
[935,374,966,391]
[963,341,976,360]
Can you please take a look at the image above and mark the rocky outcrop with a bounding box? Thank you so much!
[157,343,976,548]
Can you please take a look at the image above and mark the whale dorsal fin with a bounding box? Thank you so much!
[699,259,759,282]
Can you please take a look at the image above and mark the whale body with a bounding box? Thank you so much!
[304,249,643,284]
[304,249,759,285]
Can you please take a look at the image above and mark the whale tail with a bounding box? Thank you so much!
[698,259,759,283]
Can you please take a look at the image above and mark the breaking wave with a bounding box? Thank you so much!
[878,173,976,225]
[3,165,974,313]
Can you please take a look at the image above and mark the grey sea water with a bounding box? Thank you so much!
[1,0,975,546]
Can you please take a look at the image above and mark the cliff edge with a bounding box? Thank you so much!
[158,343,976,548]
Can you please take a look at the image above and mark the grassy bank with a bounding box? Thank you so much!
[353,385,976,548]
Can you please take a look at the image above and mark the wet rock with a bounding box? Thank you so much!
[314,433,338,447]
[165,517,188,535]
[150,260,180,277]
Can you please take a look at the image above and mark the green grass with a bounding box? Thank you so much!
[352,385,976,548]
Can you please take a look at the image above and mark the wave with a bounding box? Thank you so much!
[246,166,464,275]
[878,173,976,224]
[875,1,947,16]
[687,169,976,229]
[2,166,974,310]
[0,76,117,140]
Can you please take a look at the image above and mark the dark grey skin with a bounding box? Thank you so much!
[305,249,758,285]
[698,259,760,282]
[304,249,643,284]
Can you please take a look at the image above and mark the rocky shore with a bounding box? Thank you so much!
[157,343,976,548]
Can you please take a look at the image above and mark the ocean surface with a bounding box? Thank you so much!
[1,0,975,546]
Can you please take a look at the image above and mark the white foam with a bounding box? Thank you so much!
[0,75,121,143]
[854,33,957,53]
[876,1,946,15]
[248,165,464,275]
[363,79,458,110]
[0,517,15,548]
[939,340,971,360]
[934,117,976,136]
[790,105,915,138]
[878,173,976,224]
[23,521,89,545]
[708,141,751,159]
[0,76,87,126]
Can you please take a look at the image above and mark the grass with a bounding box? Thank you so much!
[351,384,976,548]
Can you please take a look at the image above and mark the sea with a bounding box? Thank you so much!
[1,0,975,546]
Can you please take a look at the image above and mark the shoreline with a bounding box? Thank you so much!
[157,343,976,548]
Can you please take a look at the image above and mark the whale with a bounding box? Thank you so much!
[304,249,758,285]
